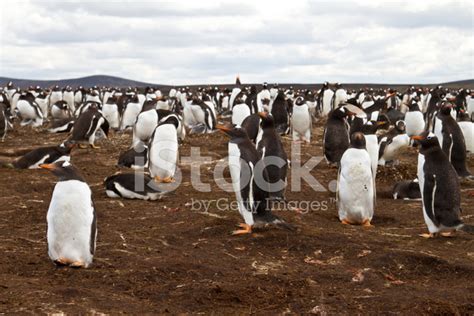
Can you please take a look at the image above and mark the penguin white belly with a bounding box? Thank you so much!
[121,102,142,130]
[380,134,410,163]
[133,110,158,146]
[149,125,178,179]
[467,98,474,119]
[36,98,49,118]
[51,106,69,120]
[364,135,379,177]
[183,102,197,127]
[232,104,250,126]
[156,100,170,110]
[102,103,120,129]
[63,92,75,112]
[322,90,334,116]
[338,149,374,224]
[50,92,63,105]
[109,182,151,200]
[191,105,206,125]
[416,154,439,234]
[47,180,95,267]
[17,100,38,120]
[292,106,311,141]
[433,117,443,147]
[459,121,474,153]
[228,143,254,225]
[405,112,425,136]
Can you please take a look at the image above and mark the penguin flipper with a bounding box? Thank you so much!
[423,175,439,227]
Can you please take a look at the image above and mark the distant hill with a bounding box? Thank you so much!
[0,75,472,90]
[0,75,168,89]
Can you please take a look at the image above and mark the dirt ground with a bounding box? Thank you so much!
[0,119,473,314]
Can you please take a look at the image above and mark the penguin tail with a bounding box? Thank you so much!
[271,216,297,232]
[459,224,474,234]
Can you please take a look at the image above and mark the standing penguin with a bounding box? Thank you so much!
[458,111,473,154]
[232,97,251,126]
[102,96,120,129]
[0,103,9,142]
[40,161,97,268]
[291,96,312,143]
[360,121,382,179]
[256,112,288,201]
[405,98,425,137]
[241,113,261,144]
[323,106,353,166]
[433,102,471,178]
[319,82,334,116]
[120,94,142,130]
[413,132,474,237]
[216,124,292,235]
[70,106,109,149]
[271,91,290,134]
[148,116,179,183]
[337,132,375,226]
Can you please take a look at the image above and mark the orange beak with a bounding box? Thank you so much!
[215,124,232,132]
[258,111,268,118]
[39,163,56,170]
[410,135,424,140]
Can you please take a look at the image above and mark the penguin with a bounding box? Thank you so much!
[231,97,251,126]
[257,86,271,113]
[256,112,288,201]
[392,179,421,200]
[51,101,71,120]
[216,124,292,235]
[337,132,375,226]
[13,141,76,169]
[291,96,311,143]
[241,113,261,144]
[16,92,43,127]
[0,103,10,142]
[360,121,382,179]
[104,172,165,201]
[323,106,353,166]
[319,82,334,116]
[35,91,50,119]
[148,115,179,183]
[120,94,142,130]
[102,96,120,129]
[63,86,75,113]
[48,118,75,133]
[40,160,96,268]
[70,106,109,149]
[331,83,348,109]
[49,86,63,106]
[270,91,290,134]
[190,97,216,133]
[117,143,148,169]
[458,111,473,153]
[433,101,471,178]
[413,132,474,237]
[378,120,410,166]
[405,98,425,137]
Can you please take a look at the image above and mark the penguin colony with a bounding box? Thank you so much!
[1,79,473,268]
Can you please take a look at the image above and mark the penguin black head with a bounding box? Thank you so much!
[411,131,440,154]
[258,112,274,129]
[408,99,420,111]
[394,120,406,133]
[332,106,355,119]
[439,101,453,115]
[361,121,382,135]
[59,140,77,153]
[216,124,248,141]
[295,96,305,106]
[40,160,86,182]
[350,132,366,149]
[158,115,180,129]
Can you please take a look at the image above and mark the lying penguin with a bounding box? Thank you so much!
[392,179,421,200]
[104,172,167,201]
[13,141,76,169]
[378,120,410,166]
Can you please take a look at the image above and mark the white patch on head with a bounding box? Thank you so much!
[61,160,71,167]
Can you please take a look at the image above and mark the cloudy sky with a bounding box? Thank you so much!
[0,0,472,84]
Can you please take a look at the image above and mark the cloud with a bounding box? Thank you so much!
[0,0,472,84]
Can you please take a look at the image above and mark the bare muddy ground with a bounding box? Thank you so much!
[0,121,473,314]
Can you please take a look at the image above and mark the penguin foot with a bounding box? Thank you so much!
[54,257,71,266]
[70,261,86,268]
[78,144,88,149]
[362,219,373,227]
[440,231,455,237]
[232,223,252,235]
[341,219,353,225]
[162,176,174,183]
[419,233,435,238]
[90,144,101,149]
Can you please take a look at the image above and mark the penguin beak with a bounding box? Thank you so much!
[258,111,268,118]
[215,124,232,132]
[410,135,424,140]
[376,121,386,126]
[39,163,57,170]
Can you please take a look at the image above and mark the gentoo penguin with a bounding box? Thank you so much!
[271,91,290,134]
[413,132,474,237]
[331,83,348,108]
[241,113,261,143]
[35,92,50,119]
[49,86,63,106]
[257,85,271,112]
[190,97,216,133]
[51,101,71,120]
[16,92,43,127]
[63,86,75,113]
[104,173,165,201]
[378,121,410,166]
[102,96,120,129]
[323,106,353,166]
[392,179,421,200]
[133,109,185,147]
[433,102,471,178]
[40,160,96,268]
[232,97,251,126]
[319,82,334,116]
[0,103,9,141]
[256,112,288,201]
[117,143,148,169]
[216,124,292,235]
[13,141,75,169]
[48,118,75,133]
[120,94,142,130]
[70,106,109,149]
[291,96,312,143]
[148,116,179,183]
[458,111,473,153]
[360,121,382,179]
[405,98,425,137]
[337,132,375,226]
